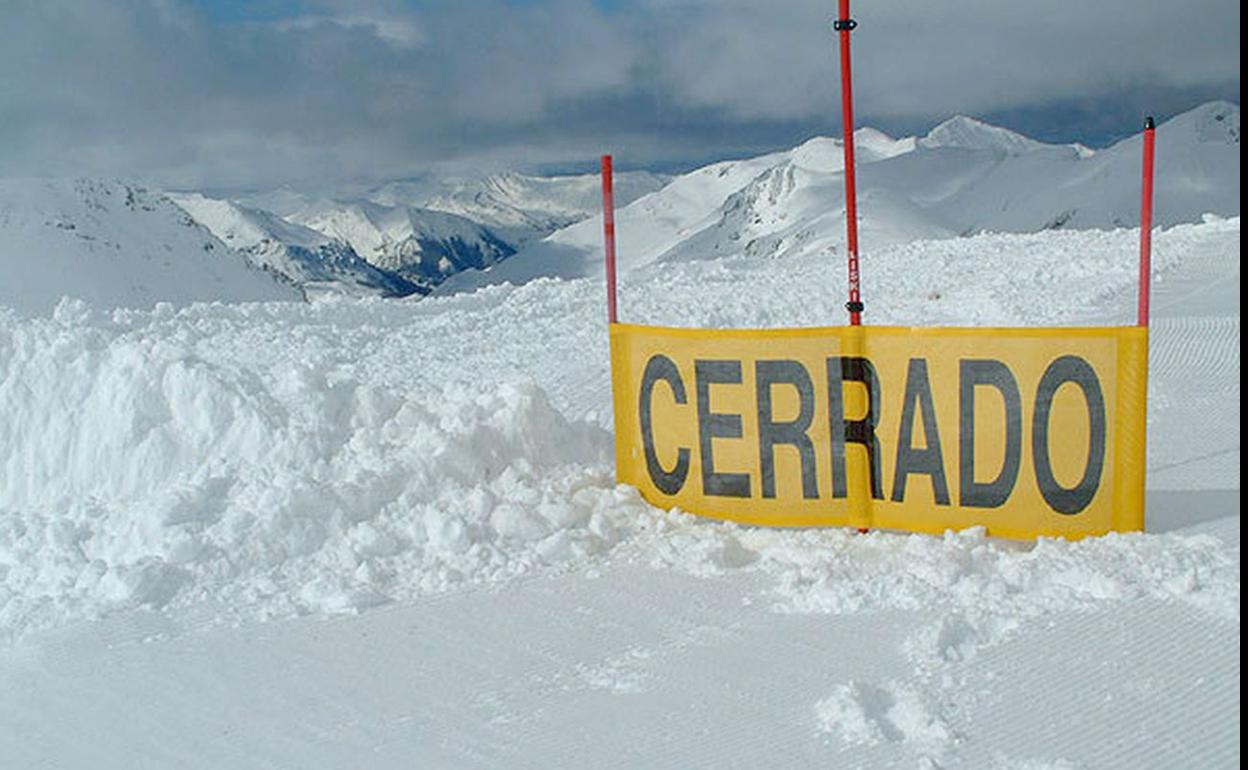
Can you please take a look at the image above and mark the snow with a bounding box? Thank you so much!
[280,199,515,284]
[376,169,671,246]
[0,109,1240,768]
[225,170,666,292]
[169,193,332,252]
[168,194,422,298]
[442,102,1239,294]
[918,115,1048,156]
[0,179,301,314]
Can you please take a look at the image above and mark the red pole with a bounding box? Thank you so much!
[836,1,870,533]
[602,154,619,325]
[835,0,863,326]
[1138,117,1156,327]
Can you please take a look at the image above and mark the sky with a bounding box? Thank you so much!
[0,0,1239,192]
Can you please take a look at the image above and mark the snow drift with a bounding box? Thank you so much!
[1,217,1238,646]
[0,299,656,639]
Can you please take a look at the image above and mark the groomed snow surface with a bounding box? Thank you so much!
[0,218,1240,768]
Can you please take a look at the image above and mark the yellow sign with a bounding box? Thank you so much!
[610,323,1147,540]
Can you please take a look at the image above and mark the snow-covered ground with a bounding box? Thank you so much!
[0,209,1238,767]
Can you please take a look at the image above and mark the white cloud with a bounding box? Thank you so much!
[274,14,425,50]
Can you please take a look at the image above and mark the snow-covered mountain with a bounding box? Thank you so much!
[0,169,663,311]
[370,169,671,246]
[170,194,424,299]
[0,179,301,314]
[233,168,669,288]
[442,101,1239,294]
[2,103,1236,312]
[871,100,1239,234]
[916,114,1055,156]
[242,195,516,290]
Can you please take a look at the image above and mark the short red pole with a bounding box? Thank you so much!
[835,0,863,326]
[1138,117,1156,327]
[602,154,619,324]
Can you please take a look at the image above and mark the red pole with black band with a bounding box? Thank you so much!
[835,0,863,326]
[602,154,619,324]
[1138,117,1156,327]
[835,0,870,533]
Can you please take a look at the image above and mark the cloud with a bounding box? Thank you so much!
[633,0,1239,120]
[274,15,425,50]
[0,0,1238,189]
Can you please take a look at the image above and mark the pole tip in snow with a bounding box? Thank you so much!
[1144,116,1155,130]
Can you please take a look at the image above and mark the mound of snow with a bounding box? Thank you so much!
[1,217,1237,645]
[0,300,655,639]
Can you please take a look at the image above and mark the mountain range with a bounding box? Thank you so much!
[443,100,1239,294]
[0,101,1238,313]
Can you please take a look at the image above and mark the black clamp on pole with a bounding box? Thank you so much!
[845,301,864,314]
[833,18,857,31]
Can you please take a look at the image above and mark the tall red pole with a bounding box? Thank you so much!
[835,0,863,326]
[1138,117,1156,327]
[836,1,870,533]
[602,154,619,324]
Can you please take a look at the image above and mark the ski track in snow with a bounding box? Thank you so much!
[0,217,1240,769]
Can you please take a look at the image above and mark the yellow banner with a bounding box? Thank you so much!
[610,323,1147,540]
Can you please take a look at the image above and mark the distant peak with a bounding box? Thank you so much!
[853,126,897,144]
[791,127,899,152]
[919,115,1044,155]
[789,128,913,170]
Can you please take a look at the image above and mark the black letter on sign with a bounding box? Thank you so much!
[826,356,883,500]
[639,355,691,495]
[1032,356,1107,515]
[958,359,1022,508]
[756,360,819,499]
[696,360,751,498]
[892,358,950,505]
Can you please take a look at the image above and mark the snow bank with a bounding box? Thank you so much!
[1,219,1238,647]
[0,299,654,639]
